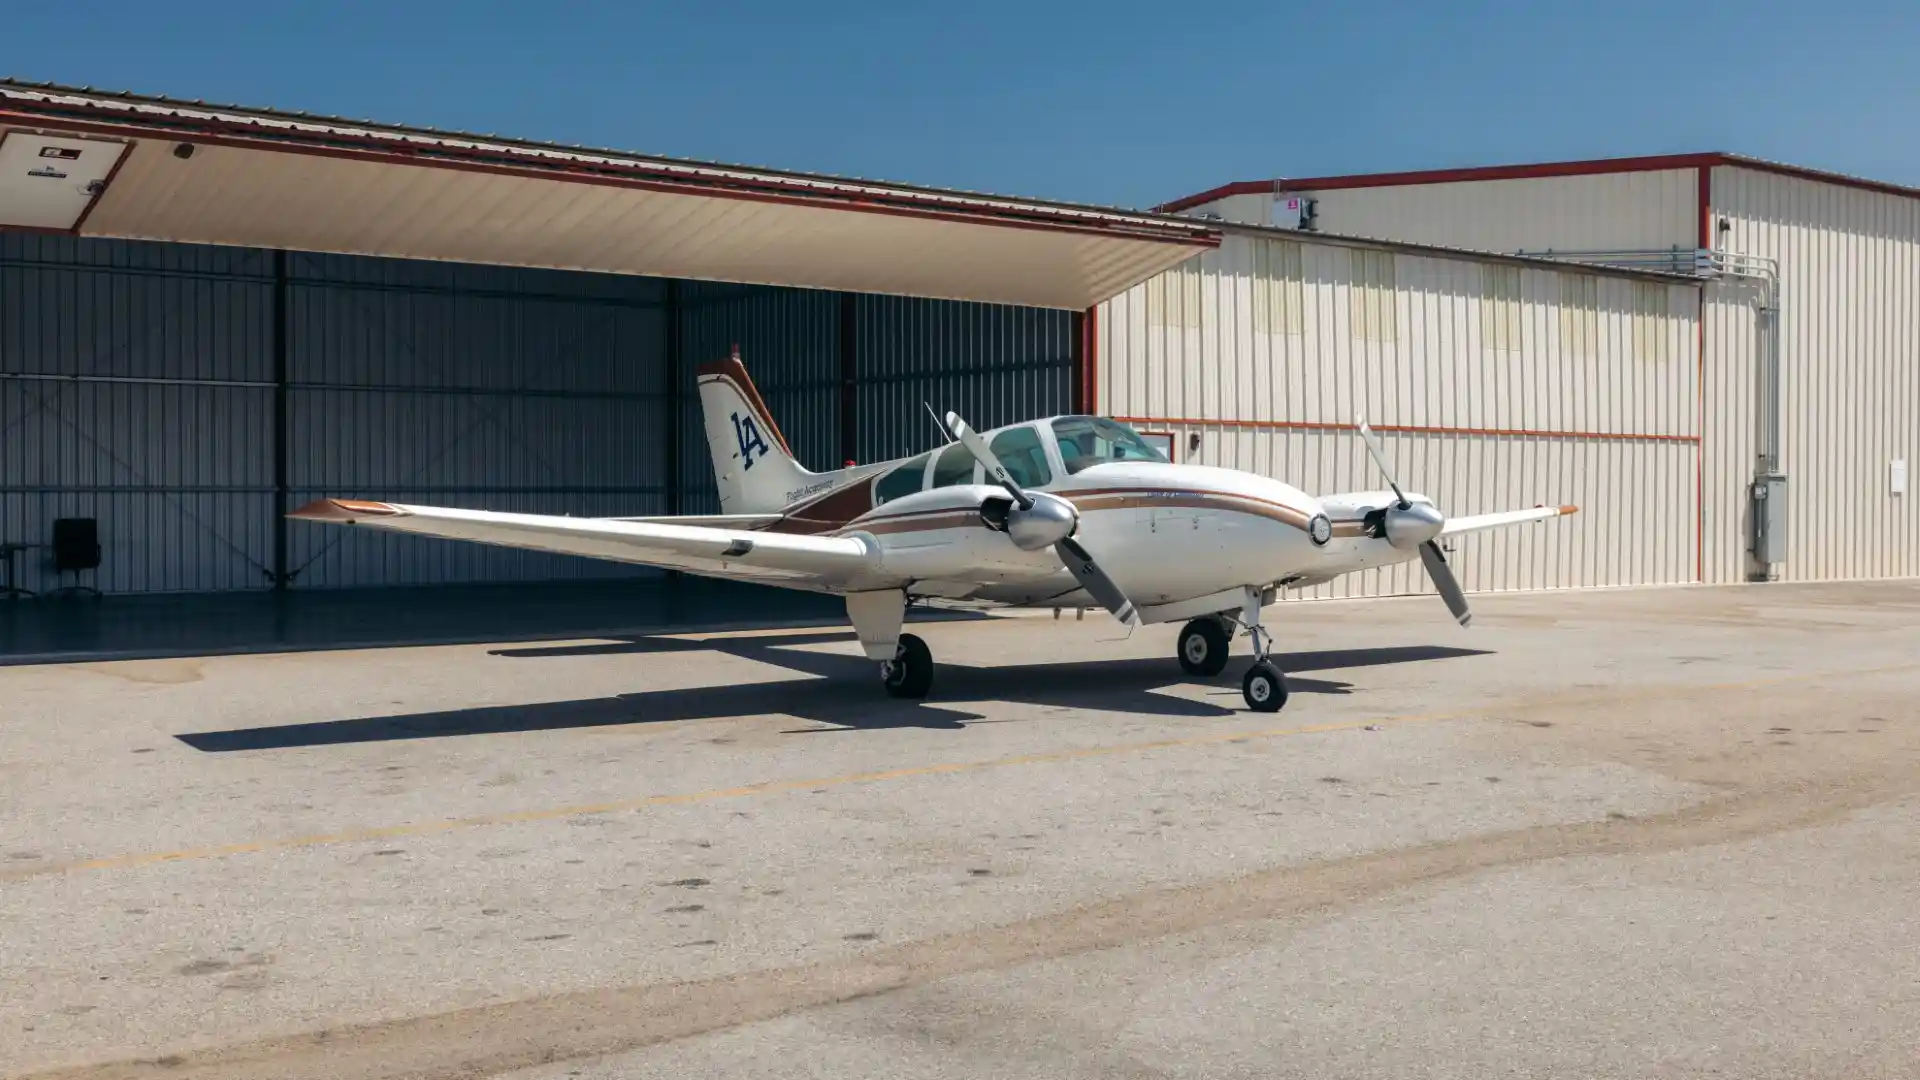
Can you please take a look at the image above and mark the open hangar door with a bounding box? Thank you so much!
[0,81,1214,599]
[0,233,1079,595]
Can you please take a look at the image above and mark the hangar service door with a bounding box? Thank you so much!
[0,133,125,229]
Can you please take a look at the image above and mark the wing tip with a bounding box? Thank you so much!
[287,498,403,522]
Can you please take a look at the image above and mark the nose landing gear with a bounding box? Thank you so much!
[1175,587,1289,712]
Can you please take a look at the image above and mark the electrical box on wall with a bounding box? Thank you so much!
[1272,193,1318,230]
[1751,472,1788,564]
[1892,459,1907,496]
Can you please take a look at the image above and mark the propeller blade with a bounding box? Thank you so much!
[1354,414,1410,510]
[1418,540,1472,627]
[1055,535,1139,627]
[945,411,1031,510]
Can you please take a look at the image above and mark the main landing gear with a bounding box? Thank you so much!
[1176,587,1288,713]
[882,633,934,699]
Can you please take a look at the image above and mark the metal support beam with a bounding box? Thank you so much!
[663,279,682,516]
[839,292,858,466]
[1070,308,1090,414]
[271,248,290,591]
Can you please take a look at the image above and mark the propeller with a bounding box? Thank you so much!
[1355,415,1471,628]
[945,411,1138,627]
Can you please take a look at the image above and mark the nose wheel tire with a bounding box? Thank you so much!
[881,633,933,699]
[1177,617,1232,677]
[1242,660,1287,712]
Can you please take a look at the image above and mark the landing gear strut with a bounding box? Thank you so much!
[1237,595,1288,712]
[882,633,933,699]
[1176,588,1288,712]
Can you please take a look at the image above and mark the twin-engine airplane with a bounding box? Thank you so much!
[290,352,1577,712]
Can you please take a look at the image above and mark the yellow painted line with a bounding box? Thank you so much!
[7,660,1915,884]
[5,713,1442,883]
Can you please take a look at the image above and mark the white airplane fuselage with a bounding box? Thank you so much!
[287,352,1576,711]
[802,456,1421,619]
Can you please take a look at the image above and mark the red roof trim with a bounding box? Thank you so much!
[0,90,1218,249]
[1158,151,1920,213]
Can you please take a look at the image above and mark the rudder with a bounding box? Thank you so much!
[696,351,829,513]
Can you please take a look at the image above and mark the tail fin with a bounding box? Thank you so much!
[696,351,842,513]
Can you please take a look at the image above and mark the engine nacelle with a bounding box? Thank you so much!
[980,490,1078,551]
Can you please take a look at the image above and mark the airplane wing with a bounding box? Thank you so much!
[602,513,784,529]
[1441,504,1579,537]
[287,499,887,589]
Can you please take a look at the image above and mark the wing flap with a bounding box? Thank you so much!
[1441,504,1579,537]
[287,499,881,585]
[601,513,784,529]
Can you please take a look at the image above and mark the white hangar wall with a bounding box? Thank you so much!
[1094,231,1702,603]
[1707,165,1920,584]
[1190,161,1920,585]
[1199,169,1699,253]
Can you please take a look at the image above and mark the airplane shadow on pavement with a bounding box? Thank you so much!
[175,628,1492,752]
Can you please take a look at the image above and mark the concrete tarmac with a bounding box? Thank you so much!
[3,582,1917,1079]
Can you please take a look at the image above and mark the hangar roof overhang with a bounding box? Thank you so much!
[0,80,1220,311]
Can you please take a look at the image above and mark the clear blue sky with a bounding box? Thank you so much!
[5,0,1917,209]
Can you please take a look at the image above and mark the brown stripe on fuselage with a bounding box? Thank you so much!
[761,481,875,535]
[855,511,983,536]
[1065,488,1314,531]
[694,356,793,456]
[824,488,1382,542]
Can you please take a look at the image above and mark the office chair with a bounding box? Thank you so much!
[46,517,103,600]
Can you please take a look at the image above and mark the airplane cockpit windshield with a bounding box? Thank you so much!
[1049,416,1171,474]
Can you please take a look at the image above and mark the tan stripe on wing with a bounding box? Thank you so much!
[286,498,405,522]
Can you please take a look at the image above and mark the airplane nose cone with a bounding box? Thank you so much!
[1384,502,1445,549]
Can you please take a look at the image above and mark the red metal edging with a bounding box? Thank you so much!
[1114,416,1701,445]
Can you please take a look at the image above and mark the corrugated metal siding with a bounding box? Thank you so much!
[1098,233,1701,599]
[282,253,669,588]
[4,236,1080,594]
[1708,166,1920,583]
[1,233,277,593]
[672,281,841,515]
[1298,170,1699,253]
[853,296,1073,464]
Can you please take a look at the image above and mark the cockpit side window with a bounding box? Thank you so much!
[988,424,1053,488]
[928,442,978,488]
[873,451,932,505]
[1050,416,1170,474]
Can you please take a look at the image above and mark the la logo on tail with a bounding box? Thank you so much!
[731,411,770,470]
[698,352,878,513]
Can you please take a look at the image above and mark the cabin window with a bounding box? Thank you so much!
[989,425,1053,488]
[1050,416,1170,474]
[929,441,978,488]
[873,451,932,504]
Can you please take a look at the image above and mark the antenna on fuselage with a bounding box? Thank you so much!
[923,401,956,445]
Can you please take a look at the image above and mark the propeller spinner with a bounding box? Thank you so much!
[1355,416,1471,627]
[945,411,1139,627]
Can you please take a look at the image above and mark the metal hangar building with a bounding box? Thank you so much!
[0,81,1213,597]
[5,80,1906,616]
[1148,154,1919,591]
